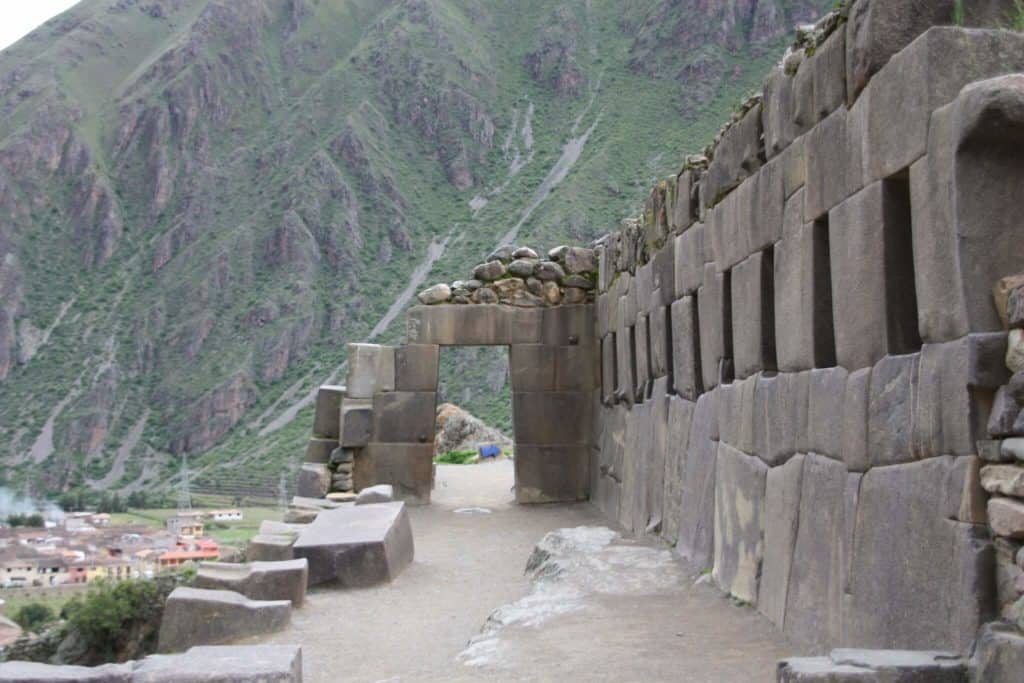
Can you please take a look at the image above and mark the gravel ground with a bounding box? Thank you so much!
[251,460,803,682]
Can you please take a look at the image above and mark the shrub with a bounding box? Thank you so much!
[11,603,55,633]
[434,449,478,465]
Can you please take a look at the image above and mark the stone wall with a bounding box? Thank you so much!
[590,3,1024,656]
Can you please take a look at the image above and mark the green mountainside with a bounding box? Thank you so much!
[0,0,831,501]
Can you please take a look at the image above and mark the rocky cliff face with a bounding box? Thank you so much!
[0,0,830,499]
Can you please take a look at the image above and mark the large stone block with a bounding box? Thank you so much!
[406,305,543,345]
[911,338,987,459]
[713,443,767,604]
[634,313,651,399]
[704,104,763,208]
[312,385,344,439]
[157,587,291,653]
[867,354,918,467]
[246,533,296,563]
[812,29,847,123]
[758,453,804,628]
[669,170,696,234]
[195,559,308,607]
[554,344,597,392]
[542,305,594,347]
[785,455,849,648]
[807,367,848,460]
[515,444,589,503]
[754,372,807,467]
[0,663,131,682]
[346,344,395,399]
[662,396,695,545]
[513,391,591,445]
[292,501,414,587]
[394,344,439,392]
[840,368,871,472]
[670,296,701,401]
[675,391,718,569]
[673,223,705,298]
[651,246,675,307]
[371,392,436,444]
[616,322,635,405]
[132,645,302,682]
[775,216,835,372]
[510,344,555,392]
[648,303,670,381]
[763,65,799,159]
[601,333,616,404]
[861,27,1024,183]
[972,622,1024,683]
[707,174,753,272]
[698,264,728,391]
[804,105,864,222]
[339,397,372,448]
[829,181,913,371]
[718,375,757,456]
[732,250,775,379]
[781,137,806,199]
[845,457,996,651]
[304,437,337,464]
[295,463,329,499]
[358,444,434,504]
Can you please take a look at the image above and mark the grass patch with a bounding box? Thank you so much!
[434,450,478,465]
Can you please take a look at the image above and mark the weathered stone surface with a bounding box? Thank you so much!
[972,622,1024,683]
[417,283,451,305]
[912,339,987,459]
[295,463,330,499]
[673,223,704,298]
[616,322,635,406]
[763,65,799,159]
[718,375,757,456]
[346,344,395,399]
[805,105,863,221]
[662,396,695,545]
[968,333,1011,389]
[196,559,308,607]
[634,313,650,399]
[781,138,806,200]
[648,303,669,380]
[698,264,727,391]
[669,170,696,234]
[840,368,871,472]
[0,662,131,682]
[713,443,767,604]
[394,344,439,392]
[732,250,775,379]
[535,261,565,281]
[563,247,596,274]
[675,391,718,570]
[759,453,804,628]
[512,246,539,259]
[507,258,536,278]
[158,587,290,653]
[312,385,344,439]
[1003,438,1024,461]
[754,372,807,467]
[509,344,555,392]
[775,217,835,371]
[846,457,995,651]
[1010,329,1024,375]
[778,648,967,683]
[407,305,543,346]
[339,398,372,448]
[863,28,1024,184]
[472,287,498,304]
[786,455,848,648]
[358,444,434,504]
[812,29,847,123]
[670,296,701,401]
[867,354,918,467]
[304,437,337,464]
[514,445,589,504]
[512,392,590,445]
[601,334,616,404]
[990,497,1024,540]
[246,533,296,563]
[371,391,436,444]
[131,645,302,682]
[990,387,1023,438]
[704,104,763,209]
[806,367,848,460]
[355,484,394,505]
[292,501,414,587]
[542,304,594,347]
[554,344,597,392]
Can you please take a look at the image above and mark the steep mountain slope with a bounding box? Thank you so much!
[0,0,831,500]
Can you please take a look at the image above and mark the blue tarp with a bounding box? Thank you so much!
[478,444,501,459]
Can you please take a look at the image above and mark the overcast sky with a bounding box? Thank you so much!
[0,1,79,52]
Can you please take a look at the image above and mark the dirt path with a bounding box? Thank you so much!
[252,461,803,682]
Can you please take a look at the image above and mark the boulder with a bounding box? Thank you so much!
[157,587,291,653]
[416,283,451,305]
[195,559,308,606]
[563,247,596,274]
[512,246,538,259]
[989,497,1024,540]
[291,501,414,587]
[981,465,1024,498]
[356,484,394,505]
[508,259,536,277]
[473,260,507,281]
[535,261,565,281]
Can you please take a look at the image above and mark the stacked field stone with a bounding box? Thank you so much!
[297,385,357,501]
[982,276,1024,633]
[417,245,598,308]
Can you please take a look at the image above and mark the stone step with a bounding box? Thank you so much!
[196,559,309,606]
[777,649,966,682]
[157,587,291,653]
[292,501,414,587]
[0,645,302,682]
